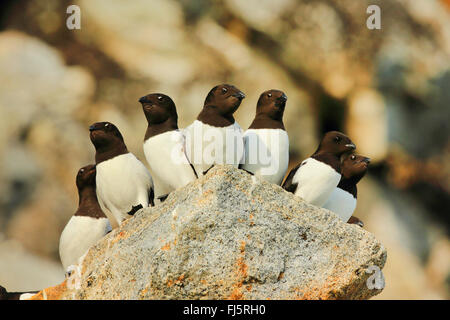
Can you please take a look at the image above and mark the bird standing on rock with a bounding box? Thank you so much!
[282,131,356,207]
[323,153,370,223]
[89,122,154,227]
[139,93,197,202]
[184,84,246,176]
[59,164,112,271]
[241,89,289,185]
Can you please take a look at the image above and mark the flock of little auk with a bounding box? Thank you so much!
[0,84,370,300]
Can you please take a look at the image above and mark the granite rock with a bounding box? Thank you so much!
[41,165,387,300]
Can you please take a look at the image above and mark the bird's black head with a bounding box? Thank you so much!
[256,89,287,120]
[76,164,96,191]
[340,153,370,183]
[139,93,178,125]
[317,131,356,156]
[89,122,125,150]
[203,84,245,116]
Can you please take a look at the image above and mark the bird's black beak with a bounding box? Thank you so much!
[276,94,287,108]
[233,92,246,100]
[363,157,371,164]
[139,96,147,104]
[345,143,356,150]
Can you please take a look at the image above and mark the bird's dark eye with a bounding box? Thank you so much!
[334,136,341,143]
[351,155,356,160]
[222,87,228,94]
[105,123,109,128]
[268,93,272,98]
[157,96,163,101]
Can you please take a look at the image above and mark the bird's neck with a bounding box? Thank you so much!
[95,143,128,164]
[144,118,178,141]
[248,113,285,130]
[337,179,358,198]
[198,106,235,127]
[311,151,341,173]
[76,186,107,218]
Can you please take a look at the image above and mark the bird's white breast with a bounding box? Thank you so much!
[96,153,153,223]
[59,216,111,271]
[242,128,289,185]
[292,157,341,207]
[185,120,244,175]
[322,188,356,222]
[144,130,196,197]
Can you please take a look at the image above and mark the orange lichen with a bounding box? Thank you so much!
[161,242,171,251]
[29,280,68,300]
[240,241,246,253]
[167,274,185,287]
[226,240,248,300]
[111,231,128,245]
[139,287,149,298]
[293,274,346,300]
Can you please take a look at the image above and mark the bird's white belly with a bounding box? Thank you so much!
[292,158,341,207]
[144,130,196,197]
[323,188,356,222]
[59,216,111,270]
[242,129,289,185]
[96,153,152,223]
[185,120,244,175]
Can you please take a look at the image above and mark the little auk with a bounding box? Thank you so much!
[139,93,197,202]
[89,122,154,226]
[184,84,246,176]
[282,131,356,207]
[241,89,289,185]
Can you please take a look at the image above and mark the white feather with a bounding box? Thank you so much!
[184,120,244,176]
[241,128,289,185]
[323,188,356,222]
[59,216,111,271]
[292,157,341,207]
[143,130,197,198]
[96,153,154,225]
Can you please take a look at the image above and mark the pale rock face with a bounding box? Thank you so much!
[50,166,386,300]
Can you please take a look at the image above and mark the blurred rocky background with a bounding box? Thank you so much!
[0,0,448,299]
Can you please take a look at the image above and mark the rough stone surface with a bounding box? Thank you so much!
[44,165,386,300]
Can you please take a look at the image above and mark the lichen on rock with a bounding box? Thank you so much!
[34,165,386,300]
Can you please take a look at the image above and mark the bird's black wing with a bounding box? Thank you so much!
[281,163,301,194]
[148,187,155,207]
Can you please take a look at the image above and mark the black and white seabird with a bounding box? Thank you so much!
[282,131,356,207]
[139,93,197,201]
[184,84,246,176]
[89,122,154,226]
[241,89,289,185]
[323,153,370,222]
[59,165,112,271]
[0,285,38,300]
